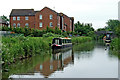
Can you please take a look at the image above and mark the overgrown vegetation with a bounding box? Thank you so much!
[71,37,92,45]
[2,36,53,65]
[2,36,93,65]
[110,38,120,57]
[1,26,76,37]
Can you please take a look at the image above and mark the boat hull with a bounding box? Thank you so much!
[52,44,72,50]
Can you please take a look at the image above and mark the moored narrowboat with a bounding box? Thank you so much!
[52,37,72,50]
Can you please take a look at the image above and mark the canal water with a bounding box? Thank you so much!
[3,42,118,79]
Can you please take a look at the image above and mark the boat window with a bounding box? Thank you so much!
[55,39,59,45]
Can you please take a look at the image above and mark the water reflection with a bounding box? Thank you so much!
[2,41,118,79]
[34,49,74,78]
[8,49,74,78]
[73,42,94,59]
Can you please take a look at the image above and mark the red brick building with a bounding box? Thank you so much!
[10,7,74,32]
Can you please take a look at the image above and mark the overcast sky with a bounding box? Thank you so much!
[0,0,119,29]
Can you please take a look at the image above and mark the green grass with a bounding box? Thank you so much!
[71,36,92,45]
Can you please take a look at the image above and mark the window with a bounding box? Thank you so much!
[39,22,42,27]
[13,17,16,20]
[55,39,59,45]
[25,16,28,20]
[50,15,53,19]
[17,23,20,27]
[50,22,53,27]
[25,23,29,27]
[50,65,53,70]
[40,65,43,70]
[13,23,16,27]
[17,17,20,20]
[39,15,42,20]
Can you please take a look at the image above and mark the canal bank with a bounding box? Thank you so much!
[2,36,92,65]
[2,41,118,79]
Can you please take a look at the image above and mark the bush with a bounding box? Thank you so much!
[2,36,53,64]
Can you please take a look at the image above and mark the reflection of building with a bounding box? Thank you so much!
[35,49,74,78]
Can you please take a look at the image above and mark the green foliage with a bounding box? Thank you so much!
[46,26,55,33]
[110,38,120,59]
[43,32,64,37]
[74,21,94,36]
[2,36,53,64]
[105,19,120,37]
[106,20,120,32]
[0,15,9,21]
[110,38,120,51]
[115,24,120,37]
[71,37,92,45]
[97,28,106,31]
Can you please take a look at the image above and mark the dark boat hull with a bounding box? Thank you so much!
[52,44,72,50]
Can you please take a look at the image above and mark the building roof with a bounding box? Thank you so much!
[39,7,58,14]
[9,7,74,20]
[10,9,35,16]
[59,13,74,20]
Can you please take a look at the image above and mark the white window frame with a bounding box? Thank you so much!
[39,22,42,27]
[17,23,20,27]
[25,23,29,27]
[39,15,42,20]
[50,15,53,19]
[13,17,16,20]
[25,16,29,20]
[17,17,20,20]
[50,22,53,27]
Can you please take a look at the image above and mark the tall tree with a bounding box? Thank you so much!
[106,19,120,31]
[1,15,9,21]
[74,21,94,36]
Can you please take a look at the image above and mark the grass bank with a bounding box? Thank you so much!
[71,37,93,45]
[2,36,93,65]
[2,36,53,65]
[110,38,120,58]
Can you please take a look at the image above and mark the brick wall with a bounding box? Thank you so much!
[35,7,58,30]
[10,16,35,29]
[10,7,74,32]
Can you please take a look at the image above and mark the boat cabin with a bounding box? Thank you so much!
[52,37,72,50]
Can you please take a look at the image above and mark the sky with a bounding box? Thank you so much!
[0,0,119,30]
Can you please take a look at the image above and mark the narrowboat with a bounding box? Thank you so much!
[105,34,111,43]
[52,37,72,50]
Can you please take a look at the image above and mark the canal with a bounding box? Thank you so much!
[3,41,118,79]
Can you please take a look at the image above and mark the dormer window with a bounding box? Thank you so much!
[50,15,53,19]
